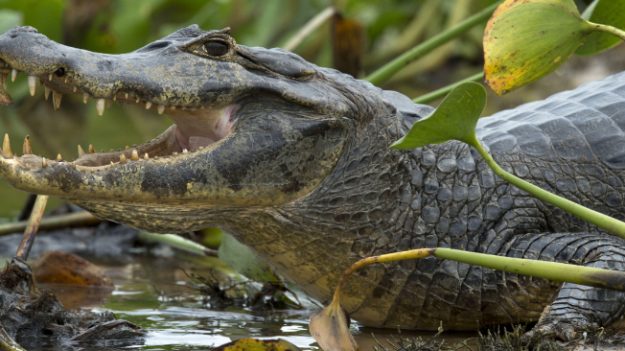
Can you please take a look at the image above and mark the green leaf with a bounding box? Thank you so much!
[577,0,625,55]
[391,82,486,149]
[483,0,593,95]
[218,233,280,283]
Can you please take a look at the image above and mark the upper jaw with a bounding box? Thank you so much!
[0,26,240,170]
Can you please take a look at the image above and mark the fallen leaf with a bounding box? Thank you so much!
[213,338,301,351]
[309,301,358,351]
[32,251,113,288]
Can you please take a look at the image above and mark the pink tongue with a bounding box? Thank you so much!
[170,105,236,152]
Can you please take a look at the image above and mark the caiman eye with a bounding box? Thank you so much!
[203,40,229,57]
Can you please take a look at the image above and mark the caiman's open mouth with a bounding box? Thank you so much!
[0,60,236,169]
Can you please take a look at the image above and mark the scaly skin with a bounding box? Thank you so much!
[1,26,625,338]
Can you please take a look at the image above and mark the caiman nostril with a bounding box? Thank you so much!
[54,67,66,77]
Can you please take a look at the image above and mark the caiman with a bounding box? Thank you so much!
[1,25,625,340]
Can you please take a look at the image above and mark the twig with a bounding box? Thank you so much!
[15,195,48,260]
[0,211,100,237]
[283,6,336,51]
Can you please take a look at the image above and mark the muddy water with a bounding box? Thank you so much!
[0,250,472,351]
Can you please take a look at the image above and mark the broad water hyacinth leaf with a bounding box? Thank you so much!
[392,82,486,149]
[484,0,593,95]
[577,0,625,55]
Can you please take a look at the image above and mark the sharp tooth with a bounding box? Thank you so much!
[125,93,129,99]
[27,76,37,96]
[113,95,117,102]
[64,77,69,84]
[96,98,106,116]
[143,152,149,159]
[52,91,63,110]
[145,102,152,110]
[88,144,95,153]
[2,133,12,158]
[44,86,51,100]
[48,74,53,81]
[131,149,139,160]
[157,105,165,115]
[119,154,127,163]
[10,69,17,82]
[77,144,85,157]
[72,86,77,93]
[22,135,32,155]
[56,153,63,162]
[182,148,188,154]
[83,93,89,104]
[42,157,48,168]
[135,97,140,103]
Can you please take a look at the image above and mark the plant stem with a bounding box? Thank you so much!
[334,246,625,304]
[332,248,433,304]
[413,71,484,104]
[283,6,336,51]
[588,21,625,41]
[0,211,100,236]
[467,134,625,239]
[365,2,499,85]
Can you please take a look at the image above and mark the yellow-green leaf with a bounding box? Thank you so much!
[484,0,593,95]
[577,0,625,55]
[214,338,301,351]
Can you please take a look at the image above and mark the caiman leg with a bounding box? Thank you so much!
[504,232,625,340]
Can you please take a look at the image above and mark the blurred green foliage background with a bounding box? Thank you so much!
[0,0,613,219]
[0,0,496,218]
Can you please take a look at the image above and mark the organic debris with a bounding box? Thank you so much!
[0,258,144,350]
[192,268,302,311]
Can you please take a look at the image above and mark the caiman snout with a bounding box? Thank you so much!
[0,25,349,231]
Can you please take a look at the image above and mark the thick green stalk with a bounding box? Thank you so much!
[434,247,625,290]
[365,2,499,85]
[467,134,625,239]
[588,21,625,41]
[413,71,484,104]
